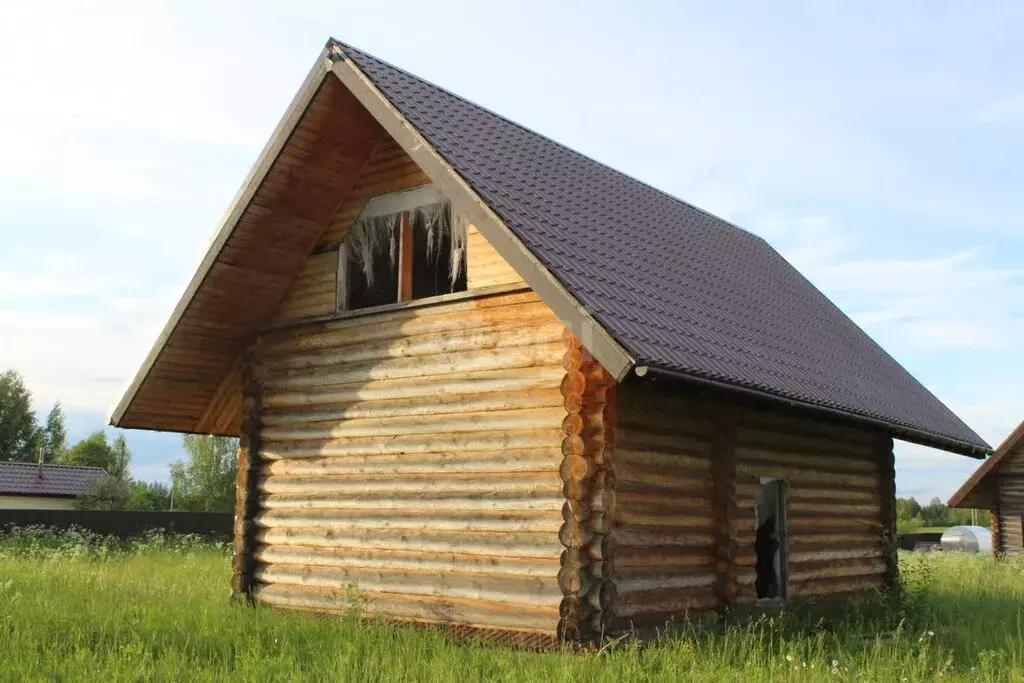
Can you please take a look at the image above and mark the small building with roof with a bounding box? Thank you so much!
[108,39,989,644]
[0,461,107,510]
[949,420,1024,555]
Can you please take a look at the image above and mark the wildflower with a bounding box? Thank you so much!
[786,655,793,662]
[928,631,935,637]
[832,660,838,667]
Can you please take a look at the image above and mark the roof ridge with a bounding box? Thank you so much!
[0,461,107,472]
[329,38,766,245]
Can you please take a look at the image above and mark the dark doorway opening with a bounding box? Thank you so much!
[755,478,788,600]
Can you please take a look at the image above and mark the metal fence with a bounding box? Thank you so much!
[0,509,233,538]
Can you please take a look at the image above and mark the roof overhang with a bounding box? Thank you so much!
[949,419,1024,508]
[108,41,633,433]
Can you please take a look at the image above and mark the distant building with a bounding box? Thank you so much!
[0,461,107,510]
[949,420,1024,554]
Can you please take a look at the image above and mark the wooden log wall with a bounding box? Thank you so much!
[556,333,617,642]
[609,382,889,630]
[248,289,570,635]
[610,386,720,631]
[994,452,1024,554]
[274,137,524,323]
[732,409,887,602]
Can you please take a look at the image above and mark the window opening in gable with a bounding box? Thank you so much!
[338,192,467,312]
[412,202,467,299]
[340,213,400,311]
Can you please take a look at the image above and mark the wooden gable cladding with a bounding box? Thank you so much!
[272,137,430,322]
[120,75,386,433]
[467,224,524,289]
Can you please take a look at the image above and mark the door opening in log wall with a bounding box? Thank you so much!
[754,478,788,600]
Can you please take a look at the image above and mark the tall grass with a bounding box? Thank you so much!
[1,527,1022,682]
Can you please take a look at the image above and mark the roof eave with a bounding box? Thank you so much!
[107,43,339,429]
[639,364,991,459]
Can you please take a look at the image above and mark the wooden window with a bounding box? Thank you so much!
[338,187,467,312]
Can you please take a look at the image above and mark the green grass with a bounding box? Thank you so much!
[1,528,1023,682]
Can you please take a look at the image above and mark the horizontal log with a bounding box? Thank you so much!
[615,509,716,531]
[262,294,548,353]
[787,547,882,564]
[615,545,716,569]
[257,583,559,633]
[615,489,715,510]
[263,343,565,390]
[614,447,712,473]
[735,445,876,474]
[261,429,562,459]
[735,463,877,489]
[612,587,718,618]
[788,560,886,583]
[260,491,564,513]
[787,575,885,599]
[261,472,560,496]
[611,526,716,548]
[735,422,876,458]
[257,563,562,607]
[261,388,563,425]
[256,528,559,559]
[265,322,565,371]
[616,573,716,596]
[615,468,715,496]
[256,509,562,534]
[263,367,566,408]
[787,500,881,516]
[256,545,559,578]
[263,449,561,477]
[734,405,878,444]
[261,407,565,442]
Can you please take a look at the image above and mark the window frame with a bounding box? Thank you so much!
[336,184,465,313]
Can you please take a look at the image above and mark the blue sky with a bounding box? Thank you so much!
[1,2,1021,499]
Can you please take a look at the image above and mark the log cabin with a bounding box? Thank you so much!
[949,420,1024,555]
[109,39,990,645]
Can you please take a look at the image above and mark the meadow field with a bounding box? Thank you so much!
[0,529,1022,682]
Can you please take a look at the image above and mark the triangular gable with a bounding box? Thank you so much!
[949,420,1024,508]
[109,43,630,434]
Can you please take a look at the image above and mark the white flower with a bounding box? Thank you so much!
[928,631,935,637]
[832,660,839,667]
[786,655,793,662]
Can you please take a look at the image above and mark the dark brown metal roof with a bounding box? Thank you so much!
[334,40,989,456]
[0,462,107,498]
[949,419,1024,508]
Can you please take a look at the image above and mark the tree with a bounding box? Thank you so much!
[39,401,67,463]
[75,474,129,510]
[0,369,40,462]
[126,480,172,511]
[60,430,131,479]
[110,433,131,480]
[169,435,238,512]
